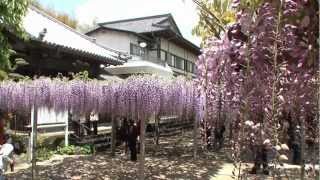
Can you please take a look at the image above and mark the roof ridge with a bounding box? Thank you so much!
[99,13,172,25]
[29,6,99,42]
[29,5,126,56]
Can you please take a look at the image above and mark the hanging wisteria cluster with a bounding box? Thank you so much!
[196,0,319,174]
[0,75,196,121]
[197,0,318,139]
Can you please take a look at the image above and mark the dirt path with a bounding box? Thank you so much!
[6,131,317,180]
[7,131,230,180]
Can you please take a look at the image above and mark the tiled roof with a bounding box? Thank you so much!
[87,14,200,54]
[100,15,168,34]
[98,14,182,35]
[23,6,125,65]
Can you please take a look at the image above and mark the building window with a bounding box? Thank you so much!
[160,50,167,61]
[191,63,195,73]
[175,57,184,70]
[158,49,195,72]
[130,43,146,57]
[186,61,194,73]
[167,54,175,66]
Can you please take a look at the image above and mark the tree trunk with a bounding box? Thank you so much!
[139,118,146,180]
[193,117,197,159]
[155,116,159,145]
[300,120,305,180]
[31,107,38,180]
[111,116,116,157]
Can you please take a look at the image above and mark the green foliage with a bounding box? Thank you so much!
[56,145,92,155]
[192,0,235,44]
[37,135,64,149]
[0,70,8,81]
[35,136,92,161]
[0,0,30,79]
[32,1,78,29]
[37,147,54,161]
[7,49,29,80]
[237,0,263,13]
[71,71,91,80]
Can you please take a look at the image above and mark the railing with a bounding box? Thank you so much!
[146,57,167,67]
[71,120,92,138]
[131,55,167,67]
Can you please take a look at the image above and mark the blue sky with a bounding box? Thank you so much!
[38,0,87,16]
[37,0,201,45]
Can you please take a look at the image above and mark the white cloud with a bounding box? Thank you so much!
[75,0,201,46]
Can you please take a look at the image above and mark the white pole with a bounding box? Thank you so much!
[29,109,34,162]
[65,112,69,147]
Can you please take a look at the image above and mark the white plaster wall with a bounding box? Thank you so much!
[149,50,158,59]
[187,51,198,62]
[31,107,68,124]
[89,29,138,53]
[160,38,197,63]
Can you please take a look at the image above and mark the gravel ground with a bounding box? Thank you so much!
[6,132,225,180]
[5,131,319,180]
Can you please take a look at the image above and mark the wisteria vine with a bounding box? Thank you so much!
[0,75,196,121]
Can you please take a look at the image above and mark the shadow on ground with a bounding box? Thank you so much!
[7,132,225,180]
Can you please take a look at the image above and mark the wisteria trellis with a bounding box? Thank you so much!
[0,75,196,121]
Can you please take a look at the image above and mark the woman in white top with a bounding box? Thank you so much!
[0,134,14,174]
[90,112,99,135]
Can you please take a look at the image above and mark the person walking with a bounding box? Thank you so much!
[0,134,14,180]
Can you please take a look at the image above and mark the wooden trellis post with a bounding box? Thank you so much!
[193,117,197,159]
[111,115,116,157]
[31,106,38,180]
[139,117,146,180]
[155,116,160,145]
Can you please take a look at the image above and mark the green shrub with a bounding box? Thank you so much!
[56,145,92,155]
[37,147,54,161]
[37,135,64,150]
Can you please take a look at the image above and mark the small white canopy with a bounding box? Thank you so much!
[105,59,173,77]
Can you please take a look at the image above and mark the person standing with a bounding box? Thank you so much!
[89,112,99,135]
[127,120,138,161]
[79,113,87,136]
[119,118,129,154]
[291,126,301,165]
[0,112,6,145]
[71,113,80,137]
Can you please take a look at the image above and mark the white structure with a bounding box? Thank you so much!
[106,60,173,77]
[86,14,200,78]
[29,107,69,161]
[23,6,125,64]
